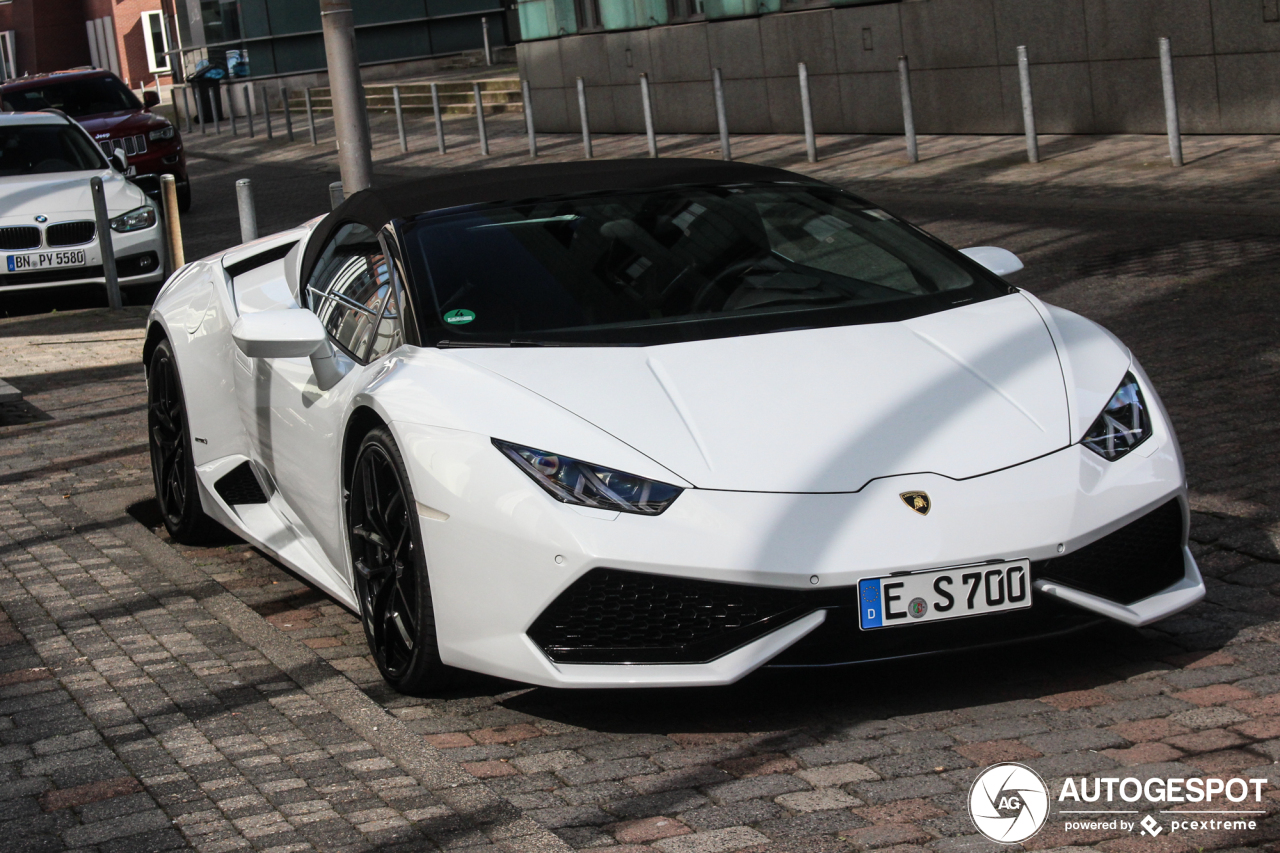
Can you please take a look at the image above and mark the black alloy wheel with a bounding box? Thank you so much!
[348,427,449,694]
[147,339,219,543]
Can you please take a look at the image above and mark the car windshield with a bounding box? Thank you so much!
[401,183,1010,346]
[0,125,106,175]
[2,77,142,117]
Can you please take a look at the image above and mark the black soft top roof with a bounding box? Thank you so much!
[300,159,825,285]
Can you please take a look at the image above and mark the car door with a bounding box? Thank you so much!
[238,222,406,581]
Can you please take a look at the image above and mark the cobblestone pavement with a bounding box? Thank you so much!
[2,122,1280,851]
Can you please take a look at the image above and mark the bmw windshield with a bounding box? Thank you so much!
[401,183,1012,346]
[0,125,107,176]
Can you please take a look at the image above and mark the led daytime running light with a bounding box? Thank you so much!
[1081,372,1150,461]
[493,439,682,515]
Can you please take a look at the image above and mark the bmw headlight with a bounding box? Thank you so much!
[1081,372,1150,460]
[493,439,683,515]
[149,125,175,141]
[110,206,156,233]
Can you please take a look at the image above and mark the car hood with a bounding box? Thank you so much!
[77,111,156,135]
[0,170,144,220]
[450,293,1072,492]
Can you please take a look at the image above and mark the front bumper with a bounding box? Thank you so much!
[0,220,165,291]
[396,411,1203,689]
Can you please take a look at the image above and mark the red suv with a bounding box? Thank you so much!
[1,69,189,211]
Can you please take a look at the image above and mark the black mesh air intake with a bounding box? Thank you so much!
[529,569,810,664]
[45,221,95,247]
[116,251,160,278]
[1035,498,1185,605]
[214,462,269,505]
[0,226,40,250]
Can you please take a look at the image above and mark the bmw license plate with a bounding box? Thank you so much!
[7,250,87,272]
[858,560,1031,629]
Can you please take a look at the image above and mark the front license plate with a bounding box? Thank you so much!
[7,250,87,272]
[858,560,1031,629]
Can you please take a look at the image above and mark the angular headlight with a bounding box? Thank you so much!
[110,205,156,233]
[1081,372,1150,461]
[149,125,176,141]
[493,439,683,515]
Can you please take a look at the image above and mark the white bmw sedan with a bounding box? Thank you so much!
[0,111,164,296]
[143,161,1204,694]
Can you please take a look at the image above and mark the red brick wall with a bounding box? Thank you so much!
[2,0,92,76]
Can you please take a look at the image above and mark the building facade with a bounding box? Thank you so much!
[517,0,1280,136]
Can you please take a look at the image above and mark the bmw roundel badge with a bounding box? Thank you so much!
[34,215,47,223]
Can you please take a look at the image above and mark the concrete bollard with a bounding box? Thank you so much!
[329,181,345,210]
[394,85,408,153]
[482,17,492,66]
[213,86,221,135]
[305,88,317,145]
[89,176,122,310]
[182,86,193,133]
[262,88,272,140]
[160,174,183,271]
[898,55,917,164]
[1017,46,1038,164]
[236,178,258,244]
[432,82,446,154]
[576,77,592,159]
[798,62,816,163]
[473,82,489,155]
[281,86,294,142]
[522,79,537,157]
[713,68,730,161]
[1159,37,1183,167]
[228,82,239,136]
[640,73,657,158]
[244,85,254,138]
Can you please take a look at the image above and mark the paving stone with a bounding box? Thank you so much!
[795,762,880,787]
[1021,728,1130,755]
[706,773,809,805]
[1169,706,1251,730]
[678,799,786,831]
[839,822,933,850]
[651,825,770,853]
[775,788,861,813]
[852,775,954,805]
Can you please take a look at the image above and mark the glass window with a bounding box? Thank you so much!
[141,12,172,74]
[0,125,107,175]
[201,0,242,44]
[1,76,142,117]
[307,223,398,361]
[401,183,1006,346]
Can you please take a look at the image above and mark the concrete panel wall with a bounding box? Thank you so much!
[520,0,1280,135]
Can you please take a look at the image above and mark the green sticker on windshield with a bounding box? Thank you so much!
[443,309,476,325]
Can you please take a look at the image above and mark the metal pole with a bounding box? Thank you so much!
[262,87,273,139]
[197,85,206,135]
[1159,37,1183,168]
[305,87,317,145]
[1017,46,1038,163]
[798,62,816,163]
[713,67,730,161]
[473,82,489,155]
[245,85,255,138]
[329,180,345,210]
[213,84,221,135]
[182,86,192,133]
[482,17,492,66]
[236,178,258,243]
[431,82,446,153]
[228,82,238,136]
[160,174,183,271]
[281,86,294,142]
[522,79,537,157]
[898,55,917,164]
[576,77,592,159]
[89,177,121,310]
[640,72,657,158]
[393,85,407,153]
[321,0,374,195]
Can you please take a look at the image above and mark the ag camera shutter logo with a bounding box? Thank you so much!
[968,762,1050,843]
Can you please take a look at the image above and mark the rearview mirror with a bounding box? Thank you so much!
[232,309,348,390]
[143,90,160,109]
[232,308,328,358]
[110,148,128,173]
[960,246,1024,277]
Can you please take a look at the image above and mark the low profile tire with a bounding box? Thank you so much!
[348,427,451,695]
[148,339,220,543]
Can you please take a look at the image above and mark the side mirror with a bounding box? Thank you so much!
[231,309,347,390]
[232,308,328,358]
[143,90,160,109]
[110,148,128,172]
[960,246,1024,277]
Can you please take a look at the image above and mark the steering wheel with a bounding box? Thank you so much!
[689,256,770,313]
